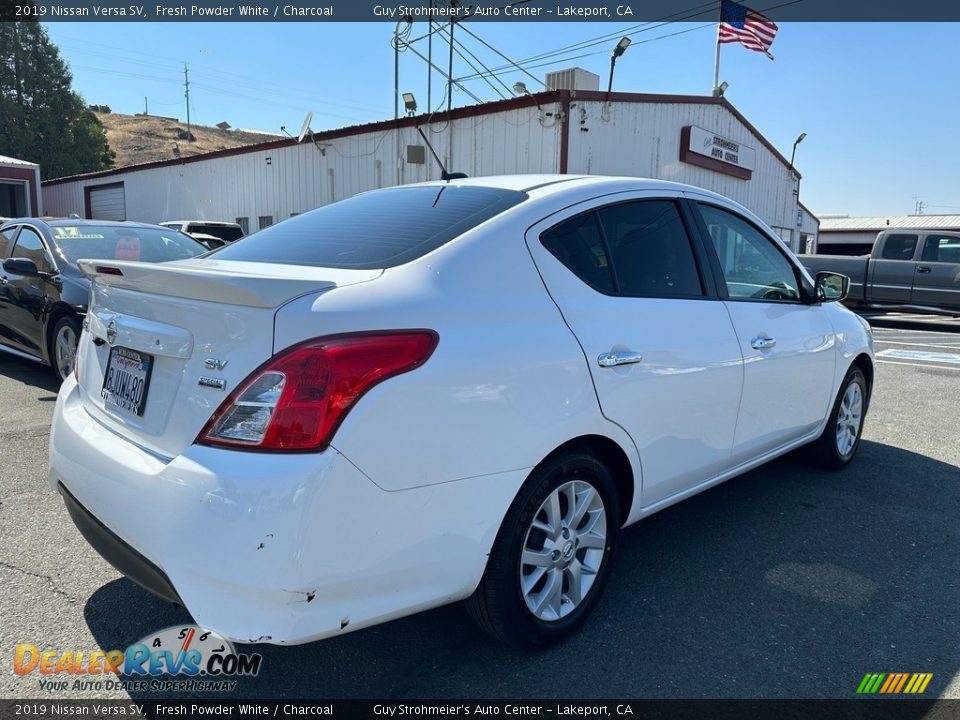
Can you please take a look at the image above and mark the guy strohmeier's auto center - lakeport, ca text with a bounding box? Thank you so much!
[28,2,638,18]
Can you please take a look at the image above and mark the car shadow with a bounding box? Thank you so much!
[0,353,61,395]
[865,315,960,333]
[84,440,959,701]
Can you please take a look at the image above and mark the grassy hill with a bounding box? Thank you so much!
[95,112,278,169]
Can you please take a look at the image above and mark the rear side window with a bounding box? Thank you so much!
[187,224,244,242]
[881,234,918,260]
[597,201,703,297]
[540,212,615,294]
[213,186,527,269]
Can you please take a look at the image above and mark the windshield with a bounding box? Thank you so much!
[210,185,528,270]
[50,225,208,264]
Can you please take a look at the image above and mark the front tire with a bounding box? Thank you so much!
[49,315,81,384]
[466,450,620,648]
[809,366,869,469]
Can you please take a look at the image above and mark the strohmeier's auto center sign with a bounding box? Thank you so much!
[680,125,756,180]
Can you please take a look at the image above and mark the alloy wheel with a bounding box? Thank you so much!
[519,479,607,622]
[835,381,863,456]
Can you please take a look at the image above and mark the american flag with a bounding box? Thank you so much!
[719,0,778,59]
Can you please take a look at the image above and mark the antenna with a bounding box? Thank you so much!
[415,127,467,182]
[297,112,314,143]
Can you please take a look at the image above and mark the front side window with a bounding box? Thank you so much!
[881,234,918,261]
[11,227,54,273]
[921,235,960,264]
[698,204,800,302]
[597,200,702,297]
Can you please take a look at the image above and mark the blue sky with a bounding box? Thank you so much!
[43,21,958,217]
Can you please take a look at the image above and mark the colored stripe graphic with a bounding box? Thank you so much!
[857,672,932,694]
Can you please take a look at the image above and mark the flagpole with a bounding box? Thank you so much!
[712,0,722,94]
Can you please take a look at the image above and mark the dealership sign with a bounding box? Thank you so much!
[679,125,755,180]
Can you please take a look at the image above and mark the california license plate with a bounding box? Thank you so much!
[101,346,154,416]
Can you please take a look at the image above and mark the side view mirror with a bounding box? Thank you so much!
[815,271,849,303]
[2,257,41,277]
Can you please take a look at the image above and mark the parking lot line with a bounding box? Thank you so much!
[876,359,960,371]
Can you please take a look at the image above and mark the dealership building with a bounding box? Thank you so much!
[42,77,818,252]
[1,154,42,218]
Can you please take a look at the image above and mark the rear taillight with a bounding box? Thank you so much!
[197,331,438,452]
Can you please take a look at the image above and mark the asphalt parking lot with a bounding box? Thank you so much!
[2,316,959,701]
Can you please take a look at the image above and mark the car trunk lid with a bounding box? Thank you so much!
[74,259,381,458]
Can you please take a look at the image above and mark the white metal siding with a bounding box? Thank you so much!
[42,97,811,251]
[88,184,126,220]
[42,105,563,227]
[564,100,801,246]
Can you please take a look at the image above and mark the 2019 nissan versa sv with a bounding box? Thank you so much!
[48,176,873,648]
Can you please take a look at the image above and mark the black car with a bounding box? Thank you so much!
[0,218,207,382]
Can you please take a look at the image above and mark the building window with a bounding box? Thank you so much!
[235,217,249,234]
[258,215,273,230]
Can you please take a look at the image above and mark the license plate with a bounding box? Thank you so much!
[101,346,154,417]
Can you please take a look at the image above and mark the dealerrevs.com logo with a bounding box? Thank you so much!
[15,625,263,693]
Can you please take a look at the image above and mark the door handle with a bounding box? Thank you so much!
[597,351,643,368]
[916,266,932,274]
[751,337,777,350]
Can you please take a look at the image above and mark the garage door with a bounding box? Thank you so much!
[88,183,126,220]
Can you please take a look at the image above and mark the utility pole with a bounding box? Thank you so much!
[183,63,191,137]
[144,96,148,115]
[427,1,433,111]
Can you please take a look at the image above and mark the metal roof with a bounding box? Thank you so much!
[0,154,38,167]
[820,215,960,231]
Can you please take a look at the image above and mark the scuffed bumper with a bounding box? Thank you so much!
[49,376,525,645]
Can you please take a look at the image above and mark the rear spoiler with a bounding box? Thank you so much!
[76,259,379,309]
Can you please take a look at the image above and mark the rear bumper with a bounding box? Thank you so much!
[49,375,524,645]
[58,482,182,606]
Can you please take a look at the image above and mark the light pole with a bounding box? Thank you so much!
[606,37,632,98]
[790,132,807,168]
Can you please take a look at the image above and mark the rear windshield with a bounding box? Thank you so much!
[211,185,528,269]
[50,225,208,263]
[188,224,245,242]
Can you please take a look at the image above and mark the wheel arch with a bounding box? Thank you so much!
[532,434,635,527]
[850,352,874,399]
[44,303,82,363]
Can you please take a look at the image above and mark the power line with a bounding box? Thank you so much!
[455,24,551,89]
[435,25,512,98]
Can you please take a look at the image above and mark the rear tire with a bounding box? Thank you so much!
[466,450,620,648]
[808,366,869,469]
[49,315,81,384]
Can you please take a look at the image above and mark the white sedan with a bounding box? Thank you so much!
[48,175,873,648]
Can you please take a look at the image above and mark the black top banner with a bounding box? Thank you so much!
[4,0,960,22]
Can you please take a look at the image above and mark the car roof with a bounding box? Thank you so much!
[407,174,732,202]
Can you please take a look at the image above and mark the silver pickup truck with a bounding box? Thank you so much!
[801,229,960,316]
